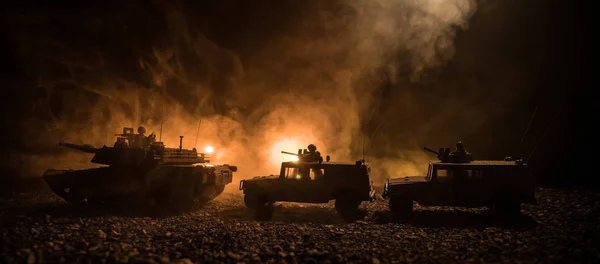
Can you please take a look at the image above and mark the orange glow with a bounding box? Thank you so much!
[204,145,214,154]
[270,138,302,165]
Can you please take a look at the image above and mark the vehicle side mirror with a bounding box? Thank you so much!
[326,155,330,162]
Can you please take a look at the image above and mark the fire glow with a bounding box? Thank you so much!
[204,145,214,154]
[270,138,302,165]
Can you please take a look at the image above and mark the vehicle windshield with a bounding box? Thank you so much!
[283,167,300,179]
[436,169,450,181]
[282,165,325,180]
[429,166,484,181]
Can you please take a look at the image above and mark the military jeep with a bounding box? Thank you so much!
[239,158,376,220]
[382,157,536,217]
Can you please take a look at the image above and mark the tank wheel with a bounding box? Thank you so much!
[196,185,226,204]
[335,197,361,217]
[244,193,273,220]
[147,186,171,208]
[389,196,413,216]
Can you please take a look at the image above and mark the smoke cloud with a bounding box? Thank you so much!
[5,0,480,187]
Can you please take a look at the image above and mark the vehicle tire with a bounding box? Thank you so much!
[244,193,273,220]
[490,199,521,217]
[335,198,361,217]
[253,206,273,221]
[389,196,413,216]
[243,193,255,208]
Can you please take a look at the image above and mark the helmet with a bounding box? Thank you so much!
[456,141,463,149]
[138,126,146,134]
[307,144,317,152]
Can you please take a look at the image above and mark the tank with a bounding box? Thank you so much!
[42,126,237,209]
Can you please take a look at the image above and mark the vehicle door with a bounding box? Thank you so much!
[427,167,454,205]
[276,166,328,202]
[450,168,484,205]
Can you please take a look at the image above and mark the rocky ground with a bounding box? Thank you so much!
[1,184,599,263]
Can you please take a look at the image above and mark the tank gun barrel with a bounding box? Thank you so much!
[423,147,439,155]
[281,151,299,156]
[59,141,99,154]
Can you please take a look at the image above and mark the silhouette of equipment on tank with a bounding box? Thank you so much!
[43,126,238,210]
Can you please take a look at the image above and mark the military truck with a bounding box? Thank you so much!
[381,142,536,217]
[239,145,377,220]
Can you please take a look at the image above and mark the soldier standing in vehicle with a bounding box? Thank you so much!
[306,144,324,163]
[136,126,149,147]
[450,141,472,197]
[450,141,473,163]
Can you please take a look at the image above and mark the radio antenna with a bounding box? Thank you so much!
[194,116,203,148]
[514,105,538,158]
[527,105,563,161]
[362,135,365,161]
[159,86,165,142]
[159,120,163,142]
[368,121,384,156]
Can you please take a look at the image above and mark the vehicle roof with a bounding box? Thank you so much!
[281,161,363,167]
[389,176,428,184]
[430,160,527,167]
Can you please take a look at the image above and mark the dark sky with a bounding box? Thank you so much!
[0,0,592,187]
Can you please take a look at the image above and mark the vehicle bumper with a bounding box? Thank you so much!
[369,189,377,202]
[381,179,390,199]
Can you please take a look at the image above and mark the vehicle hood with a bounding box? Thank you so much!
[388,176,428,185]
[244,175,279,182]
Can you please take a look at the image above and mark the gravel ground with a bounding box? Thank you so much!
[1,184,599,263]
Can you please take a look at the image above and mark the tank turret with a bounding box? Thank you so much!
[58,141,99,154]
[57,127,212,167]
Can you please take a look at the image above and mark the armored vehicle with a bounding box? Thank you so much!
[381,142,536,217]
[43,126,237,209]
[239,145,377,220]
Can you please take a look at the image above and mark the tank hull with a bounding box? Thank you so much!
[43,164,233,208]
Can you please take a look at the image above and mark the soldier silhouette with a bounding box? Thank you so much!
[305,144,324,180]
[135,126,149,147]
[138,126,146,137]
[450,141,472,163]
[449,141,472,195]
[306,144,324,163]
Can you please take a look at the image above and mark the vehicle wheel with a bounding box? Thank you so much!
[253,206,273,221]
[244,193,273,220]
[490,199,521,217]
[243,194,254,208]
[335,198,361,217]
[389,196,413,216]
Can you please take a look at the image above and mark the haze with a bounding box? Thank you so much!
[5,0,544,186]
